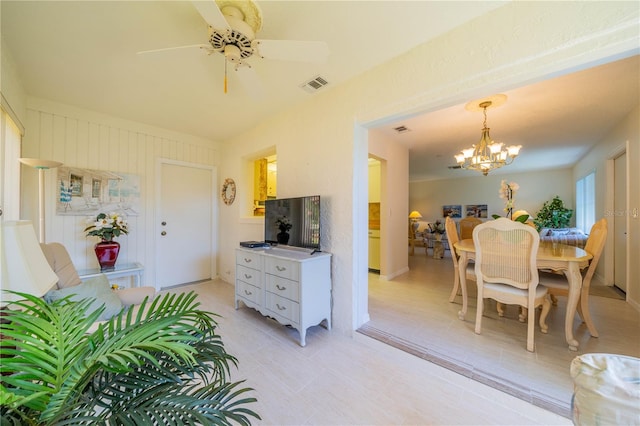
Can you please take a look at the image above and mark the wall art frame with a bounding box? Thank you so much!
[465,204,488,218]
[442,205,462,218]
[56,166,140,216]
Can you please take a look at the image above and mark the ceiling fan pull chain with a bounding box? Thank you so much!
[224,58,228,94]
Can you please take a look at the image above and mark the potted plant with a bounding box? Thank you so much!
[533,195,573,230]
[0,291,260,425]
[84,212,129,270]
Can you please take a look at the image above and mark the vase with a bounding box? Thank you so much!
[94,240,120,270]
[277,231,290,245]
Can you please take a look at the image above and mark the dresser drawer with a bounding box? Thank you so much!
[236,265,261,288]
[236,251,262,269]
[265,257,299,281]
[265,274,299,302]
[236,281,261,305]
[266,292,300,323]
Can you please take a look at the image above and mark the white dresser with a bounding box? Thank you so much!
[235,247,332,346]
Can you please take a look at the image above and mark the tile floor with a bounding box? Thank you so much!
[165,279,572,425]
[364,247,640,418]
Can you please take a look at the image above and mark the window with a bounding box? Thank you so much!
[1,106,22,220]
[575,171,595,234]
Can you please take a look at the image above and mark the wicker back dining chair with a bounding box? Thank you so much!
[539,218,607,337]
[459,216,482,240]
[445,217,476,303]
[473,218,550,352]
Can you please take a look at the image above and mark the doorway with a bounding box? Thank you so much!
[157,160,217,289]
[613,151,627,293]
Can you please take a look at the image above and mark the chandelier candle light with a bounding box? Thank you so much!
[455,94,522,176]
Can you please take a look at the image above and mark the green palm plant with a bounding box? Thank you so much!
[0,290,260,425]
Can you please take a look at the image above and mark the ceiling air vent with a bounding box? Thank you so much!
[300,75,329,93]
[393,125,410,133]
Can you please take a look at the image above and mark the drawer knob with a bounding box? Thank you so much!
[276,284,286,291]
[244,258,252,263]
[244,274,252,279]
[276,303,286,311]
[244,289,252,295]
[276,265,286,272]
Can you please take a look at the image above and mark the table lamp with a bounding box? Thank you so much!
[0,221,58,305]
[19,158,63,243]
[409,211,423,222]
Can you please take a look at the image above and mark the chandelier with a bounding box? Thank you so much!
[454,96,521,176]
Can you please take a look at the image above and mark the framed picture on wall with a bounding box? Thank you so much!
[70,173,83,196]
[465,204,488,218]
[92,179,101,198]
[57,166,141,216]
[442,205,462,218]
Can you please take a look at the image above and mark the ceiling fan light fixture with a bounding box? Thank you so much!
[455,95,521,176]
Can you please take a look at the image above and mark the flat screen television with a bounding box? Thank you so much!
[264,195,321,250]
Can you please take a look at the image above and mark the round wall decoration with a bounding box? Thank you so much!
[221,178,236,205]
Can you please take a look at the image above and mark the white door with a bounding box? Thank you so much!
[613,152,627,293]
[157,162,215,288]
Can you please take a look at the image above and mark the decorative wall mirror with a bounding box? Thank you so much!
[221,178,236,205]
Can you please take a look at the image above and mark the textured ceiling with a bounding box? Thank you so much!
[373,54,640,181]
[1,0,503,141]
[2,1,638,181]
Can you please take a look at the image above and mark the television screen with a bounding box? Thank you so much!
[264,195,320,249]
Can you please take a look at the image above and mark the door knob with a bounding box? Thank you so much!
[161,231,167,236]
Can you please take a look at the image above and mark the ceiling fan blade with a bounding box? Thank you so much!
[234,64,264,100]
[253,39,329,63]
[137,44,211,55]
[192,0,230,31]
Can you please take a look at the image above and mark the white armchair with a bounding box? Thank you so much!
[40,242,155,331]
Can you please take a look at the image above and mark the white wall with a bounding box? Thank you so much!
[409,169,573,225]
[0,38,27,130]
[574,105,640,308]
[369,130,409,280]
[6,2,638,333]
[20,97,222,286]
[218,2,639,334]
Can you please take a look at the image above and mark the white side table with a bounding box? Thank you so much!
[77,262,144,288]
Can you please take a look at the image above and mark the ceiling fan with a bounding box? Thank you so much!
[139,0,330,97]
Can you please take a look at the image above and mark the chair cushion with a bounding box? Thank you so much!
[40,242,83,289]
[44,274,123,321]
[484,282,548,298]
[116,287,156,306]
[538,271,570,290]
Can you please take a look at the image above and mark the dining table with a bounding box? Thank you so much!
[454,239,592,351]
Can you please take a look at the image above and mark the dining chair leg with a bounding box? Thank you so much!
[579,292,599,338]
[474,287,484,335]
[448,267,460,302]
[496,302,505,317]
[519,307,528,323]
[526,308,535,352]
[539,295,550,334]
